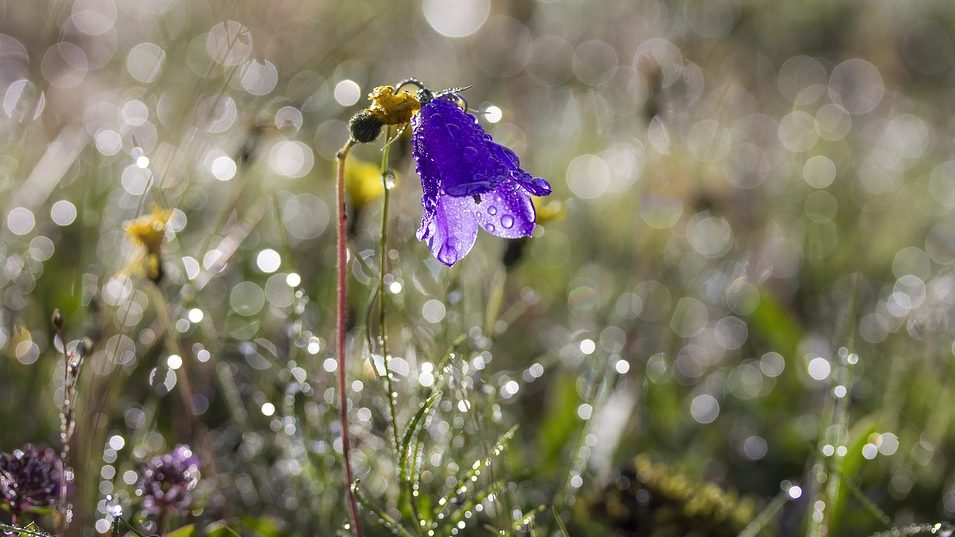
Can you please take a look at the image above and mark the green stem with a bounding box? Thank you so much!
[378,127,402,458]
[0,522,51,537]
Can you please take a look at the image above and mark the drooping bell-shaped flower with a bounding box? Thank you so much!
[411,96,552,266]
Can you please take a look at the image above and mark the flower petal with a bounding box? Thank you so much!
[412,98,507,197]
[474,181,536,239]
[488,142,552,196]
[417,194,479,266]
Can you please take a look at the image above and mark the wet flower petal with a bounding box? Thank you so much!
[412,98,508,197]
[417,194,479,266]
[474,181,536,239]
[488,143,552,196]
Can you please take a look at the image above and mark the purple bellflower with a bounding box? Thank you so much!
[138,445,200,516]
[0,444,64,515]
[411,94,552,266]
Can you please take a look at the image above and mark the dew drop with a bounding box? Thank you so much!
[501,215,514,229]
[488,205,497,215]
[487,224,495,232]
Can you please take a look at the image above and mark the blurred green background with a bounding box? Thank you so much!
[2,0,955,536]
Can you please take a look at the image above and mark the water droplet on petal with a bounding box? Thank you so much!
[488,205,497,215]
[501,215,514,229]
[487,224,495,232]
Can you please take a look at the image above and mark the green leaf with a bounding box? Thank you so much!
[14,522,47,537]
[352,481,417,537]
[434,425,518,520]
[239,516,284,537]
[399,390,442,522]
[205,521,242,537]
[164,524,196,537]
[829,414,880,535]
[552,505,570,537]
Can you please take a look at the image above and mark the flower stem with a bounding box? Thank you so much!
[336,139,363,537]
[378,127,402,458]
[147,285,217,483]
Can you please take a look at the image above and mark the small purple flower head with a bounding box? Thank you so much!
[0,444,64,515]
[137,445,200,516]
[412,94,552,266]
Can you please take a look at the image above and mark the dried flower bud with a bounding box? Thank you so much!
[0,444,65,515]
[138,445,201,516]
[348,110,383,143]
[366,86,420,125]
[52,309,64,329]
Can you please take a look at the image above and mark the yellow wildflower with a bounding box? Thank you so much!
[346,158,392,210]
[533,199,565,225]
[366,86,420,126]
[124,206,172,282]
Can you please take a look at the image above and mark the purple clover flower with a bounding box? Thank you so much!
[412,96,552,266]
[0,444,64,515]
[138,445,200,516]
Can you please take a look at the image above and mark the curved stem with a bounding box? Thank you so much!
[335,139,363,537]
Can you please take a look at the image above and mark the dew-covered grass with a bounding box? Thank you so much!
[2,1,955,537]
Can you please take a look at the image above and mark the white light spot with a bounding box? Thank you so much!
[878,433,899,456]
[51,200,78,226]
[256,248,282,273]
[503,380,520,397]
[269,140,314,178]
[187,308,204,323]
[166,354,182,370]
[211,155,237,181]
[123,470,138,485]
[423,0,490,38]
[788,485,803,499]
[261,402,275,416]
[422,299,447,324]
[577,403,593,420]
[206,21,253,66]
[108,435,125,450]
[742,436,768,460]
[484,105,502,123]
[419,372,435,387]
[323,358,337,372]
[94,129,122,155]
[614,359,630,374]
[579,338,596,355]
[690,394,720,424]
[389,281,403,294]
[7,207,35,235]
[333,79,361,106]
[833,385,847,398]
[808,356,831,380]
[136,155,150,168]
[286,272,301,287]
[127,42,165,84]
[862,443,878,460]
